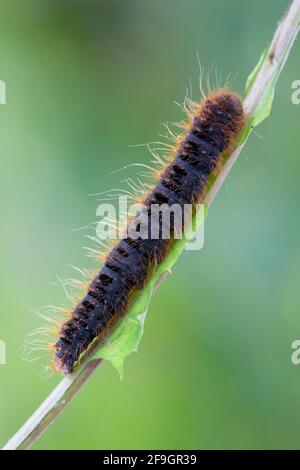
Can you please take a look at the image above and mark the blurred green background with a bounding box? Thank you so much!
[0,0,300,450]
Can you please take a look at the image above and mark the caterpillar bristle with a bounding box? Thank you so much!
[34,86,245,375]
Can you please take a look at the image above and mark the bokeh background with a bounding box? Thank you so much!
[0,0,300,450]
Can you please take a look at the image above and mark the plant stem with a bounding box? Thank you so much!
[4,359,103,450]
[206,0,300,206]
[2,0,300,451]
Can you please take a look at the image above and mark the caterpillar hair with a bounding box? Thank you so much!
[52,88,244,374]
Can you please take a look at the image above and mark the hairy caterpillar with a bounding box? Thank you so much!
[53,89,244,374]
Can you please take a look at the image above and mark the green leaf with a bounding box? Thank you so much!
[240,46,282,140]
[250,72,279,128]
[245,48,268,96]
[92,205,207,377]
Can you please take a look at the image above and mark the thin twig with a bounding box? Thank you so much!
[2,0,300,451]
[206,0,300,206]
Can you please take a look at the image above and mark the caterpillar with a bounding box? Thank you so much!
[54,89,244,374]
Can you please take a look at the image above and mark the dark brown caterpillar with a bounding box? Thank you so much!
[54,90,244,373]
